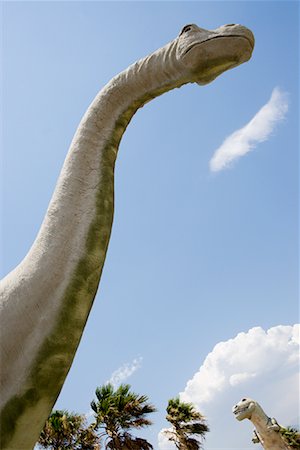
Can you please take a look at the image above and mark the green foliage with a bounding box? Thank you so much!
[38,410,100,450]
[279,426,300,449]
[90,383,155,449]
[164,397,209,450]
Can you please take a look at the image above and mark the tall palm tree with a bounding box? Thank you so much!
[38,409,100,450]
[164,397,209,450]
[90,383,155,449]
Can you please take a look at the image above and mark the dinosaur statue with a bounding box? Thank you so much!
[0,23,254,449]
[232,397,298,449]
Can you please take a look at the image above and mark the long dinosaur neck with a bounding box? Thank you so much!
[22,38,184,283]
[250,410,288,450]
[0,39,187,449]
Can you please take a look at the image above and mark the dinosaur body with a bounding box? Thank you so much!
[0,24,254,449]
[233,397,293,450]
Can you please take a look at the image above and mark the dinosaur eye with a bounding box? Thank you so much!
[180,25,193,35]
[241,398,247,402]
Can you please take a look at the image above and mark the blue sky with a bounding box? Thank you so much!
[2,1,299,449]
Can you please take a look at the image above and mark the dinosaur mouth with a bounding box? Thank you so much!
[184,35,255,55]
[233,406,249,415]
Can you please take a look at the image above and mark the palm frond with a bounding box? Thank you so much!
[280,426,300,449]
[165,398,209,450]
[38,409,100,449]
[91,383,155,449]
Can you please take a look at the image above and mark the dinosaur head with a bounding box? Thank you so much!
[232,397,257,421]
[176,23,254,85]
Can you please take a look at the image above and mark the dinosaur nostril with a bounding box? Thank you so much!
[225,23,236,27]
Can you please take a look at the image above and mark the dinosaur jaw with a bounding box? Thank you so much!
[233,405,252,421]
[232,398,256,421]
[176,24,254,85]
[184,34,254,56]
[185,35,254,85]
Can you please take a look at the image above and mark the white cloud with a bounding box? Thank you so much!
[158,324,299,449]
[209,87,289,172]
[158,429,175,450]
[229,372,257,386]
[108,356,143,388]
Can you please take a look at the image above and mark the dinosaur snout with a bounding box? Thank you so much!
[232,404,239,413]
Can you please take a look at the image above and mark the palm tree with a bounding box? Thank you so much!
[164,397,209,449]
[279,426,300,449]
[38,409,100,450]
[90,383,156,449]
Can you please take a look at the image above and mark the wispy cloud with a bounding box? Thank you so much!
[85,357,143,420]
[108,357,143,388]
[158,324,299,449]
[209,87,289,172]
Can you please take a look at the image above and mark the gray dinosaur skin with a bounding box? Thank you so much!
[0,24,254,449]
[233,398,290,450]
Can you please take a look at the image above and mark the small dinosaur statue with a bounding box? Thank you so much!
[0,24,254,449]
[232,397,298,450]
